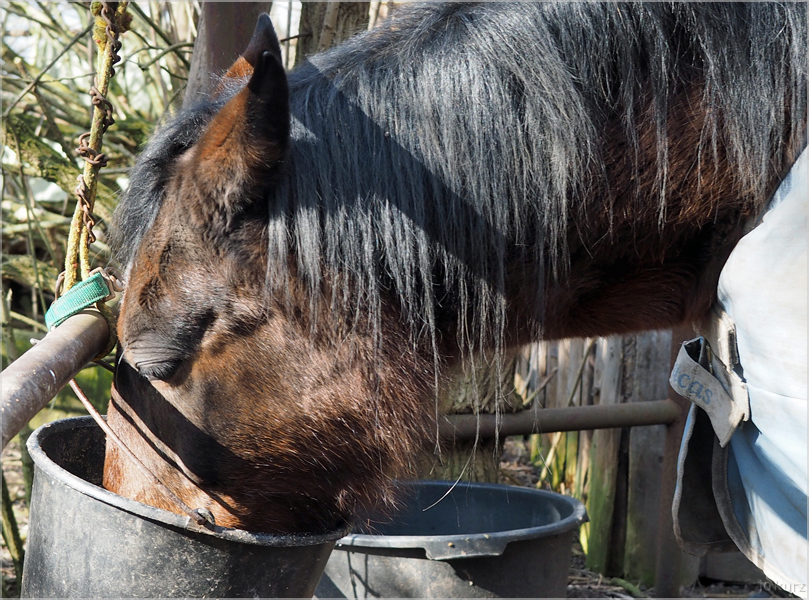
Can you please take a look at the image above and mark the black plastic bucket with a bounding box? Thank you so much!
[21,417,347,598]
[315,480,587,598]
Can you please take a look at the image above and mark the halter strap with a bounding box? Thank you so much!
[69,378,214,528]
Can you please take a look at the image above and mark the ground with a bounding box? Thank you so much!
[1,438,28,598]
[0,436,798,598]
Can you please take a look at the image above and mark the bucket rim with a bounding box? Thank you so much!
[335,479,588,560]
[27,416,350,547]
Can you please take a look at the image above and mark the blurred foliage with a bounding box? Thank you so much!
[2,1,201,406]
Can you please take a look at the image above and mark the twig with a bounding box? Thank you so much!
[536,340,597,483]
[3,218,71,235]
[8,310,48,333]
[92,359,116,373]
[36,1,70,39]
[4,2,64,37]
[3,22,93,119]
[128,3,191,69]
[136,42,195,70]
[164,81,188,109]
[538,431,564,484]
[8,127,51,313]
[32,86,74,159]
[1,473,25,581]
[522,366,558,407]
[0,288,20,362]
[10,129,63,267]
[0,52,93,126]
[280,32,312,44]
[1,71,96,84]
[159,64,187,80]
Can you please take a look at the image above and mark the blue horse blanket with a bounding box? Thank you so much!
[673,148,807,596]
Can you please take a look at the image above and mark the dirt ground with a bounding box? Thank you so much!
[1,436,798,598]
[1,438,28,598]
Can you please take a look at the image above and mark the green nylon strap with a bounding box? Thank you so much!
[45,272,112,330]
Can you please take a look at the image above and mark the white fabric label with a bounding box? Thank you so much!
[669,338,747,447]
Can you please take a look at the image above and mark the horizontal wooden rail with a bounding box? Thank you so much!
[439,399,681,440]
[1,310,109,450]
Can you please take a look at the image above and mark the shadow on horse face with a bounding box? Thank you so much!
[109,5,805,534]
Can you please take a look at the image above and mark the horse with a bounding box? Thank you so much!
[106,2,806,538]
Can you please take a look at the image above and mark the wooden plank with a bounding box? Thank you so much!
[623,330,671,585]
[574,338,596,500]
[529,342,551,465]
[538,341,559,479]
[584,336,623,570]
[513,345,533,401]
[544,341,559,409]
[554,339,570,409]
[563,429,579,493]
[563,339,585,489]
[549,340,571,489]
[567,338,585,406]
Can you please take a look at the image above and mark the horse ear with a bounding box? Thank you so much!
[220,13,283,84]
[190,33,289,216]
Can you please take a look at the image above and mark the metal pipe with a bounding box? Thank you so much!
[1,310,109,450]
[439,399,682,441]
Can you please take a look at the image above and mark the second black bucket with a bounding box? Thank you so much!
[21,417,347,598]
[315,480,587,598]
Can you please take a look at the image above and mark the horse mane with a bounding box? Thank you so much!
[113,2,806,358]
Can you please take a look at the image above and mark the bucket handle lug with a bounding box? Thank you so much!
[422,538,509,560]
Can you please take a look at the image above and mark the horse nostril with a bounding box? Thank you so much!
[191,507,216,528]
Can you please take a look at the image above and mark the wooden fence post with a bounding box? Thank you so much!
[584,336,624,571]
[583,330,699,587]
[623,330,672,584]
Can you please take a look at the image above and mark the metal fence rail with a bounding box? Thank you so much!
[1,311,109,450]
[440,399,681,440]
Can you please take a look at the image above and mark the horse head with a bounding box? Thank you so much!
[108,15,432,534]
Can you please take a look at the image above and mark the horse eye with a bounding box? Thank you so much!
[124,352,183,382]
[121,314,211,383]
[137,359,182,382]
